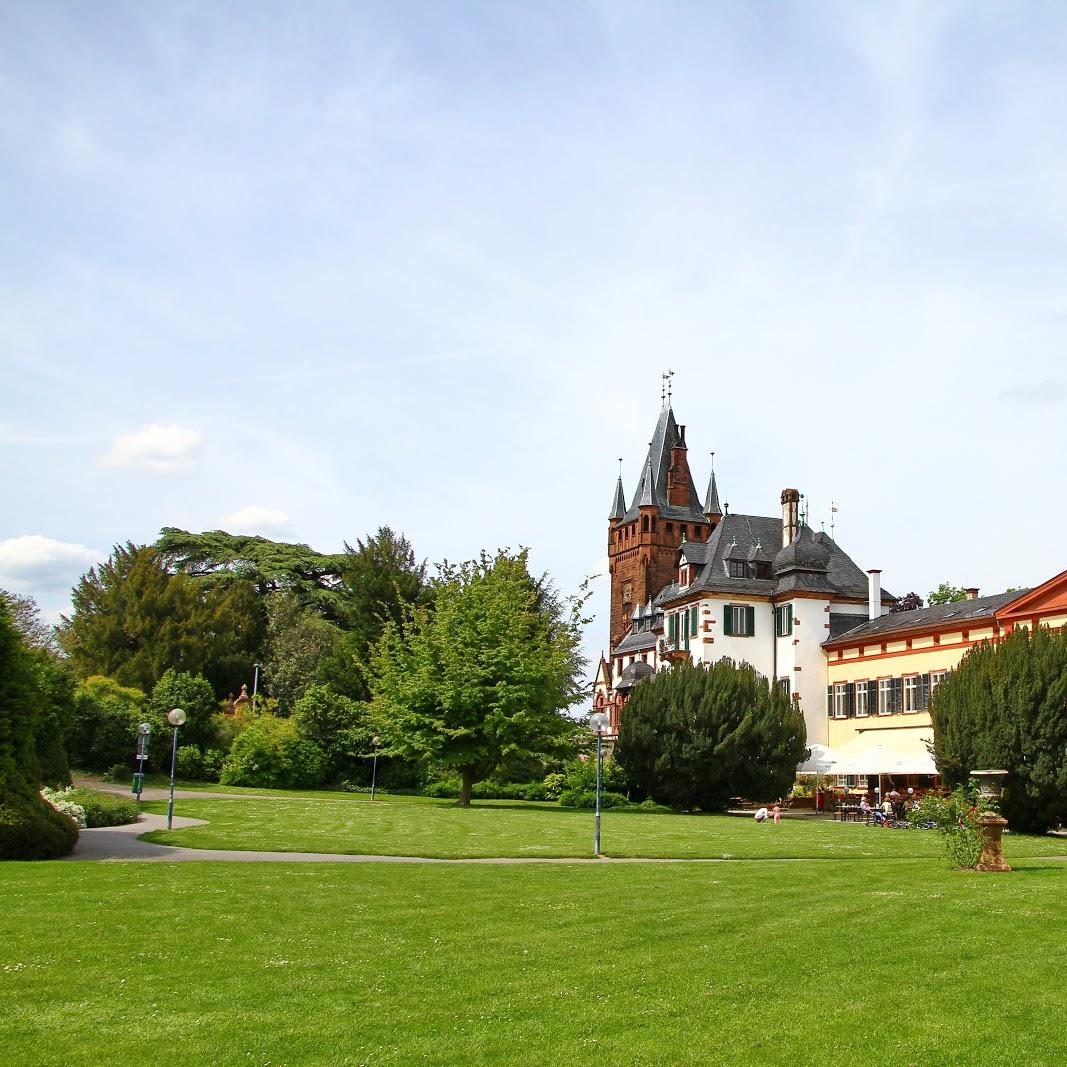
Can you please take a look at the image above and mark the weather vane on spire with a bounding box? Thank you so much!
[664,368,674,406]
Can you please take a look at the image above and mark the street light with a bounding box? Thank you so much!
[252,663,260,714]
[370,736,381,801]
[589,711,611,856]
[133,723,152,801]
[166,707,187,830]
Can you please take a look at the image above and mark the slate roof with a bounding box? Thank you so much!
[609,476,626,521]
[828,612,870,640]
[704,469,721,516]
[613,630,659,655]
[823,589,1029,647]
[620,405,707,524]
[616,660,656,690]
[658,513,894,607]
[679,541,710,567]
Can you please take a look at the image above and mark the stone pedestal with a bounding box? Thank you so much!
[976,813,1012,872]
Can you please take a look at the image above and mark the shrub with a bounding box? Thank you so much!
[103,763,129,783]
[559,789,630,810]
[0,793,79,860]
[67,676,147,773]
[219,715,328,790]
[175,745,205,780]
[201,748,226,782]
[64,787,139,827]
[542,772,566,800]
[909,783,989,869]
[40,787,86,828]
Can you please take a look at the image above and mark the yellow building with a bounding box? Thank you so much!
[819,569,1067,787]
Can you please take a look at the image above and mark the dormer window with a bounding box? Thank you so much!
[728,560,747,579]
[680,565,690,586]
[753,562,772,580]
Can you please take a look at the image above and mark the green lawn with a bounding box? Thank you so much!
[1,858,1064,1066]
[139,793,1067,861]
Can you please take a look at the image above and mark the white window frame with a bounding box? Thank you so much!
[903,675,920,713]
[877,679,893,716]
[854,680,869,718]
[729,605,750,636]
[930,670,948,692]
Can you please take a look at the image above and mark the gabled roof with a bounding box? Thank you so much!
[823,589,1025,647]
[616,660,656,690]
[994,569,1067,624]
[620,405,707,524]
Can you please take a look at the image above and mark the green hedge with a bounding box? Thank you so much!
[64,788,140,828]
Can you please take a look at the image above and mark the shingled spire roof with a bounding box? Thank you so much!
[704,468,721,516]
[621,405,707,524]
[609,475,627,521]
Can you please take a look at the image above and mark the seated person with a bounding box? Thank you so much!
[859,797,871,814]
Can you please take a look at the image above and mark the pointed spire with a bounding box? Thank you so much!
[704,452,722,518]
[609,459,626,521]
[638,451,655,507]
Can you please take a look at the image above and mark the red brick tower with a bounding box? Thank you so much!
[607,403,712,651]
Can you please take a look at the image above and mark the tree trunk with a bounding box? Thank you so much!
[456,767,475,807]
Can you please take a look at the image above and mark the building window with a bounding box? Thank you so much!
[666,522,674,535]
[930,670,948,692]
[878,679,893,715]
[903,676,918,712]
[724,604,754,637]
[680,565,689,586]
[728,560,747,578]
[832,682,849,719]
[754,562,772,579]
[778,678,791,698]
[775,604,793,637]
[854,681,869,718]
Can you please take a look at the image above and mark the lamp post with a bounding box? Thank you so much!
[370,736,381,801]
[589,711,611,857]
[133,723,152,801]
[252,663,260,713]
[166,707,187,830]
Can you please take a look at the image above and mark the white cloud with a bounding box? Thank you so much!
[218,506,291,535]
[101,423,202,472]
[0,535,105,593]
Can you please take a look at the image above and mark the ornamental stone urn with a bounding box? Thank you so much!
[972,769,1012,873]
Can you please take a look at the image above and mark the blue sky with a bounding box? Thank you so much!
[3,1,1067,676]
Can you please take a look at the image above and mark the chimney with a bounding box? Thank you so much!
[964,587,979,600]
[781,488,800,547]
[868,569,882,620]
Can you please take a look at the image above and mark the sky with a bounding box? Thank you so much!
[3,1,1067,680]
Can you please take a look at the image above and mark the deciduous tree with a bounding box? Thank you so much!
[928,582,967,605]
[366,549,587,806]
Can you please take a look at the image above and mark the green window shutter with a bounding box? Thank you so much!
[745,605,755,637]
[786,605,793,635]
[723,605,733,636]
[891,677,902,713]
[668,614,676,641]
[690,605,698,637]
[920,673,931,710]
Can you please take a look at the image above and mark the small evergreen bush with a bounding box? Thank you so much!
[558,789,630,810]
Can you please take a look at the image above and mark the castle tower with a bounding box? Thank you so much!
[607,402,710,651]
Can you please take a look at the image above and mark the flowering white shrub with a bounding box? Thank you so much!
[40,787,86,829]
